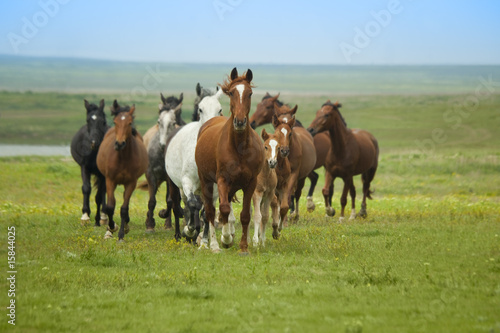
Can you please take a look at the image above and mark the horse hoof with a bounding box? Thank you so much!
[306,197,315,212]
[326,207,336,217]
[222,241,233,249]
[196,234,203,247]
[272,232,280,240]
[145,228,155,234]
[211,248,221,254]
[99,214,108,225]
[164,220,172,230]
[238,251,250,257]
[118,238,125,243]
[289,213,299,223]
[107,225,119,233]
[80,213,90,226]
[124,224,130,234]
[358,210,368,219]
[158,209,168,219]
[339,217,345,223]
[104,230,113,239]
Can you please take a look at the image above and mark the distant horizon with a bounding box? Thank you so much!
[2,53,500,67]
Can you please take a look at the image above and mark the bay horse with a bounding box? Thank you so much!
[97,104,148,240]
[142,104,182,234]
[70,99,109,226]
[307,101,379,221]
[195,67,264,253]
[143,92,184,149]
[165,87,224,245]
[272,103,316,222]
[250,93,331,212]
[252,124,293,247]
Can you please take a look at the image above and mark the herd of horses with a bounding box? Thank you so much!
[71,68,379,254]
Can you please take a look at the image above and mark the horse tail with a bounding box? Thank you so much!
[367,189,374,200]
[92,175,101,190]
[231,194,240,204]
[137,179,149,191]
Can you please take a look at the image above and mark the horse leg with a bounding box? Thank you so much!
[270,194,280,240]
[339,177,352,223]
[169,180,182,242]
[252,191,263,247]
[197,207,210,250]
[160,180,173,229]
[285,173,298,226]
[117,181,136,241]
[260,193,272,247]
[322,172,336,217]
[291,178,305,222]
[306,171,318,212]
[95,173,107,226]
[216,179,233,248]
[104,179,118,238]
[145,171,158,232]
[360,167,377,218]
[239,180,257,254]
[80,166,91,225]
[277,188,289,235]
[349,182,357,221]
[200,179,219,253]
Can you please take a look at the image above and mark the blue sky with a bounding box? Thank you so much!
[1,0,499,65]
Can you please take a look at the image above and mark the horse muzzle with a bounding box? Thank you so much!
[233,117,247,131]
[250,120,257,129]
[268,159,277,169]
[114,141,126,151]
[279,147,290,158]
[307,127,317,137]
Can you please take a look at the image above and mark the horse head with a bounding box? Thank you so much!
[250,93,281,129]
[307,100,344,137]
[84,99,107,151]
[158,103,181,148]
[113,105,135,151]
[220,67,254,132]
[160,92,185,126]
[272,114,294,158]
[261,128,279,169]
[193,83,216,121]
[197,87,223,124]
[273,102,298,127]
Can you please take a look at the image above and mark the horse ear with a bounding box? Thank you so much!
[291,105,298,115]
[174,103,182,116]
[288,115,296,128]
[272,93,280,102]
[196,83,201,96]
[84,99,90,111]
[335,101,342,108]
[272,114,280,129]
[230,67,238,80]
[99,99,105,111]
[178,93,184,103]
[160,93,167,105]
[129,104,136,116]
[216,86,220,92]
[215,87,223,99]
[245,69,253,83]
[261,128,269,141]
[111,99,119,116]
[265,92,271,97]
[158,104,164,111]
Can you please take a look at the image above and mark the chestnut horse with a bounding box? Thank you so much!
[97,104,148,240]
[272,103,316,222]
[307,101,379,221]
[195,68,264,253]
[250,93,331,212]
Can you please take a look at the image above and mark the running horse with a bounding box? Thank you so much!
[250,93,331,212]
[195,67,264,253]
[97,103,148,240]
[71,99,109,226]
[272,103,316,222]
[307,101,379,221]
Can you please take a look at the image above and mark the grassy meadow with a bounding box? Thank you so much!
[0,60,499,332]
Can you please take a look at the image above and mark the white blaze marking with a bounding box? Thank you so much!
[283,117,288,123]
[269,139,278,159]
[281,127,288,137]
[121,116,126,120]
[91,115,97,120]
[235,84,245,104]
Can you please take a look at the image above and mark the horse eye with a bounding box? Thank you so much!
[228,92,233,97]
[265,146,268,150]
[249,92,253,97]
[199,108,203,113]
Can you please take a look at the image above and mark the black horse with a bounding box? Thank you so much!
[71,99,109,226]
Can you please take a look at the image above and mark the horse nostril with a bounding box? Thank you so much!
[307,127,316,136]
[114,141,126,151]
[250,120,256,129]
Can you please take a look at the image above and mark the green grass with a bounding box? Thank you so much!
[0,151,499,332]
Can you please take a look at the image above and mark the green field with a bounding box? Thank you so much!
[0,59,499,332]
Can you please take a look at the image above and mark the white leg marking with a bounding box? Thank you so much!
[349,209,357,221]
[81,213,90,221]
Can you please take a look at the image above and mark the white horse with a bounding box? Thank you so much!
[165,88,232,250]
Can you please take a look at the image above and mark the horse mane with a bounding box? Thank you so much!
[322,101,347,127]
[219,71,255,91]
